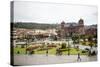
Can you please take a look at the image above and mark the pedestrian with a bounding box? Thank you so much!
[46,48,48,56]
[56,48,58,55]
[77,52,81,61]
[17,51,20,54]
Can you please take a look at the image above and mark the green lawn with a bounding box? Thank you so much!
[62,48,87,55]
[14,47,26,54]
[35,48,56,55]
[14,47,87,55]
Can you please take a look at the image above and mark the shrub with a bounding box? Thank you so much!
[21,45,25,48]
[61,43,66,49]
[85,48,89,51]
[47,44,57,48]
[82,42,86,45]
[81,50,87,53]
[17,51,20,54]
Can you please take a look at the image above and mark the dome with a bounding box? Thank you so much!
[61,21,65,24]
[79,18,84,22]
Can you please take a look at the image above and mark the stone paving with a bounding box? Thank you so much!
[13,54,97,66]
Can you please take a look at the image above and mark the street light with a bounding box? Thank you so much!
[67,25,73,55]
[24,34,31,54]
[67,33,70,56]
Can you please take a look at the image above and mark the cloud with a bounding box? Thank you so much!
[13,1,98,25]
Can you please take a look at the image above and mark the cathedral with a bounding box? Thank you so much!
[58,19,85,39]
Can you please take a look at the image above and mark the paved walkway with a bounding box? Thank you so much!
[14,54,97,65]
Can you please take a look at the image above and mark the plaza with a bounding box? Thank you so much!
[13,54,97,65]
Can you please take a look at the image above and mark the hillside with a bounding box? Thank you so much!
[11,22,59,29]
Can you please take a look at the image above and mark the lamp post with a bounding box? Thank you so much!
[78,34,80,44]
[67,33,70,56]
[68,39,70,55]
[24,35,28,54]
[24,34,31,54]
[68,27,73,56]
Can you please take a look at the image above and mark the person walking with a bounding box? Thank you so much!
[77,52,81,61]
[46,48,48,56]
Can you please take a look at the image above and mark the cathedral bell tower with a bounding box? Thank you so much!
[60,21,66,39]
[78,18,84,26]
[78,18,85,34]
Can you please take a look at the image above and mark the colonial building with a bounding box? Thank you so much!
[58,19,85,39]
[85,25,97,35]
[13,28,58,41]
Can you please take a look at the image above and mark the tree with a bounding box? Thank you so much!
[89,43,93,48]
[72,35,79,44]
[61,43,66,49]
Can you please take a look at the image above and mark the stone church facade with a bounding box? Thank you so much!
[58,19,85,39]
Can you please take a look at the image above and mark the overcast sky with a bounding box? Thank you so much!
[13,1,98,25]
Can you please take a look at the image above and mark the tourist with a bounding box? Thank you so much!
[77,52,81,61]
[46,48,48,56]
